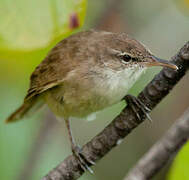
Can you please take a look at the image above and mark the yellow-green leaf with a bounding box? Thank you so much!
[167,143,189,180]
[0,0,87,51]
[173,0,189,16]
[0,0,87,77]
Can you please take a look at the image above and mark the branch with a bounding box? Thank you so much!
[124,107,189,180]
[42,42,189,180]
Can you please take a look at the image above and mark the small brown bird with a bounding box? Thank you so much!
[6,30,177,172]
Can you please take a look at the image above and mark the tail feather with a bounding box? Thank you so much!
[5,98,44,123]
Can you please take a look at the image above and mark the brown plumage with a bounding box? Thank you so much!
[6,29,177,122]
[6,30,153,122]
[5,30,177,172]
[5,97,42,123]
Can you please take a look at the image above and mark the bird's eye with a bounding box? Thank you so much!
[122,54,132,62]
[118,52,138,64]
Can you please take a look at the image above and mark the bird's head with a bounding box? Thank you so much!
[100,32,178,71]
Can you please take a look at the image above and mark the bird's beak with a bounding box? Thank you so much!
[146,56,178,70]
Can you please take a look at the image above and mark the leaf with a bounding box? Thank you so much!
[173,0,189,16]
[0,0,87,76]
[0,0,87,56]
[167,143,189,180]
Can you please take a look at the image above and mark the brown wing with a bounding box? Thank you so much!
[25,38,75,100]
[25,30,118,100]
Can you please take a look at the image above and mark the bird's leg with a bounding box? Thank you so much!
[65,118,95,173]
[124,94,152,122]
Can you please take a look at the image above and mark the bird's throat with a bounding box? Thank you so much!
[94,66,146,106]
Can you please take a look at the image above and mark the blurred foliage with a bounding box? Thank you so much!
[0,0,86,51]
[0,0,87,180]
[0,0,86,77]
[173,0,189,16]
[167,143,189,180]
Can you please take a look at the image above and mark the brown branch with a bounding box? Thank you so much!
[124,107,189,180]
[42,42,189,180]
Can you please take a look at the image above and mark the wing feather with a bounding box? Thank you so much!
[24,30,100,100]
[25,39,71,100]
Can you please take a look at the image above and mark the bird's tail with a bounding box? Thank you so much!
[5,97,44,123]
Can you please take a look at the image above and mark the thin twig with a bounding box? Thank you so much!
[124,107,189,180]
[42,41,189,180]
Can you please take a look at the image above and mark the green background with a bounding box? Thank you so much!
[0,0,188,180]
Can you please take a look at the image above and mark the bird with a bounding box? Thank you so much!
[5,30,177,172]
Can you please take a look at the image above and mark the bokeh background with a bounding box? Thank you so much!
[0,0,189,180]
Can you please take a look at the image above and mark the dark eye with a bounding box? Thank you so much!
[122,54,132,62]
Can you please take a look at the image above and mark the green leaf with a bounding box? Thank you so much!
[0,0,87,56]
[0,0,87,77]
[167,143,189,180]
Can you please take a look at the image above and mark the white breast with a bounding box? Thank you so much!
[46,65,146,119]
[95,66,146,105]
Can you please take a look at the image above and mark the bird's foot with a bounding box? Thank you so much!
[124,94,152,122]
[72,145,95,174]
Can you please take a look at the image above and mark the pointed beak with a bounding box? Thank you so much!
[146,56,178,70]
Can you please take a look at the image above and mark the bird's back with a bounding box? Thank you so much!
[26,30,118,100]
